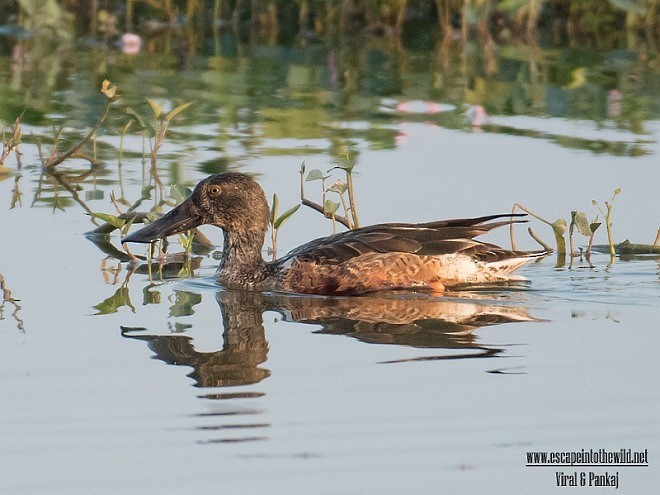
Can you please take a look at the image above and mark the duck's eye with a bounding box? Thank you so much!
[209,186,221,196]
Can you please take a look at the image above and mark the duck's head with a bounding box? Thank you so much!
[122,173,269,244]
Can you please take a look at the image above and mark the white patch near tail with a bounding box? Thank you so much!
[435,253,537,285]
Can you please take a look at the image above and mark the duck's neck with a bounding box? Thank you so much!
[218,228,267,288]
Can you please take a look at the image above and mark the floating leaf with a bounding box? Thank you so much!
[165,101,195,122]
[274,204,301,230]
[91,212,126,229]
[146,98,163,120]
[306,169,324,181]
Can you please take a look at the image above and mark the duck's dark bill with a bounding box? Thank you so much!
[122,200,202,244]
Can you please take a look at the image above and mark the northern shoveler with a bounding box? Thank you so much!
[122,173,548,295]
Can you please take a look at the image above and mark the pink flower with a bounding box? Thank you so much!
[121,33,142,55]
[467,105,488,128]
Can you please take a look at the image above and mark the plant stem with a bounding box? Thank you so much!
[605,203,615,257]
[345,167,359,228]
[45,102,111,169]
[528,227,552,251]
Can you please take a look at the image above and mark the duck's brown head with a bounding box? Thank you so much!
[122,173,269,244]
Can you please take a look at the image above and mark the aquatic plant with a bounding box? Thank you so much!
[0,273,25,333]
[93,285,135,315]
[269,193,301,260]
[90,183,203,266]
[16,0,73,38]
[511,187,623,265]
[35,80,118,170]
[144,98,195,158]
[300,160,361,231]
[83,80,199,262]
[0,117,22,172]
[592,187,621,258]
[510,202,567,255]
[569,210,601,261]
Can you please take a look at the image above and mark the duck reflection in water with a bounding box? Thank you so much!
[121,289,541,388]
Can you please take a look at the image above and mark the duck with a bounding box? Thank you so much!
[122,173,548,295]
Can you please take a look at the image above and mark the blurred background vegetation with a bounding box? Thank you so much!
[0,0,658,155]
[1,0,657,45]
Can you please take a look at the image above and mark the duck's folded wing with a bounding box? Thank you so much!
[279,214,530,265]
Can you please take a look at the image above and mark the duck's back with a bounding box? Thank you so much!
[267,214,547,295]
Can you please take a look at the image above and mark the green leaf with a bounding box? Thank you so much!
[169,290,202,317]
[143,286,161,305]
[550,218,568,255]
[324,200,340,216]
[145,211,161,223]
[170,184,192,204]
[141,185,155,199]
[94,286,135,315]
[274,204,300,229]
[91,212,126,229]
[590,222,602,233]
[551,218,568,235]
[270,193,279,225]
[177,230,196,252]
[573,212,592,237]
[165,101,195,122]
[101,79,118,100]
[85,189,104,201]
[146,98,163,120]
[121,214,137,237]
[306,169,324,181]
[327,180,348,195]
[125,107,147,129]
[332,161,355,173]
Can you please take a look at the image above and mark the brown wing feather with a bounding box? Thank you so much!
[277,214,531,266]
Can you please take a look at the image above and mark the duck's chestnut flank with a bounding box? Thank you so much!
[123,173,549,295]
